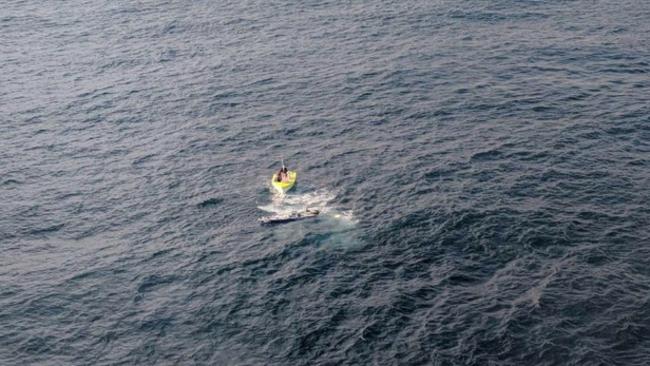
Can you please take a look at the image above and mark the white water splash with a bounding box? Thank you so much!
[258,188,357,224]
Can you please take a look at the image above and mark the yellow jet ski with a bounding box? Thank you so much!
[271,170,296,194]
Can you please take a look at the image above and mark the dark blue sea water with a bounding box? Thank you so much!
[2,0,650,365]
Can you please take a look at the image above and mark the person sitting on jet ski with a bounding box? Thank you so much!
[276,167,289,182]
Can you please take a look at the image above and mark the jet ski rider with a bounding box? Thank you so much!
[276,166,289,182]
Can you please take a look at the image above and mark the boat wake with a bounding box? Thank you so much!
[258,188,357,225]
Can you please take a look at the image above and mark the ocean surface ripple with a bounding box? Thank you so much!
[2,0,650,365]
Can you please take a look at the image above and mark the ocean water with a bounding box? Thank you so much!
[2,0,650,364]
